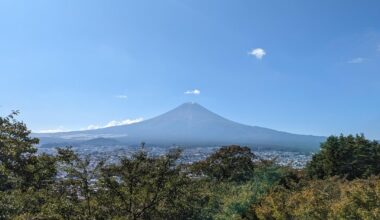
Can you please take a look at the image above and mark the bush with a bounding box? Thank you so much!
[251,177,380,219]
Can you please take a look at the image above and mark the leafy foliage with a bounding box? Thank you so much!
[306,134,380,180]
[191,145,256,182]
[0,111,57,191]
[250,177,380,219]
[96,149,203,219]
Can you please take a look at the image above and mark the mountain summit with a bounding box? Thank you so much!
[35,103,325,151]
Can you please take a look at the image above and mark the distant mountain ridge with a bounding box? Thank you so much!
[34,102,325,151]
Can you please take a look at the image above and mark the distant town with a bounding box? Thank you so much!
[38,145,312,169]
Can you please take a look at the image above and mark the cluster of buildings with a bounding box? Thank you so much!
[39,145,312,169]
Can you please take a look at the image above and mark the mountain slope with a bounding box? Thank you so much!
[35,102,325,151]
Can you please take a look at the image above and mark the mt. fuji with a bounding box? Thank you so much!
[35,103,325,151]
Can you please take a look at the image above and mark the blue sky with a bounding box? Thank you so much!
[1,0,380,139]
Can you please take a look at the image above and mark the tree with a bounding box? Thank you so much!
[0,112,58,218]
[191,145,256,182]
[97,149,202,219]
[0,111,58,191]
[306,134,380,180]
[43,147,105,219]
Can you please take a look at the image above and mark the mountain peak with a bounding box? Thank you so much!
[169,102,218,117]
[172,102,208,112]
[178,102,201,107]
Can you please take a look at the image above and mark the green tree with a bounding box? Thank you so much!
[191,145,256,182]
[0,112,58,218]
[97,149,202,219]
[306,134,380,180]
[41,147,105,219]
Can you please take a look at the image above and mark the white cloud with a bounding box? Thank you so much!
[348,57,365,64]
[37,118,144,133]
[115,95,128,99]
[184,89,200,95]
[248,48,266,59]
[85,124,102,130]
[37,126,69,133]
[84,117,144,130]
[104,118,144,127]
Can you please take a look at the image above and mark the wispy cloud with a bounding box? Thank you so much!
[115,95,128,99]
[248,48,266,59]
[37,118,144,133]
[84,118,144,130]
[347,57,365,64]
[37,126,69,133]
[184,89,200,95]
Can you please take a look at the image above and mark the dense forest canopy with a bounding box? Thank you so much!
[1,112,380,219]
